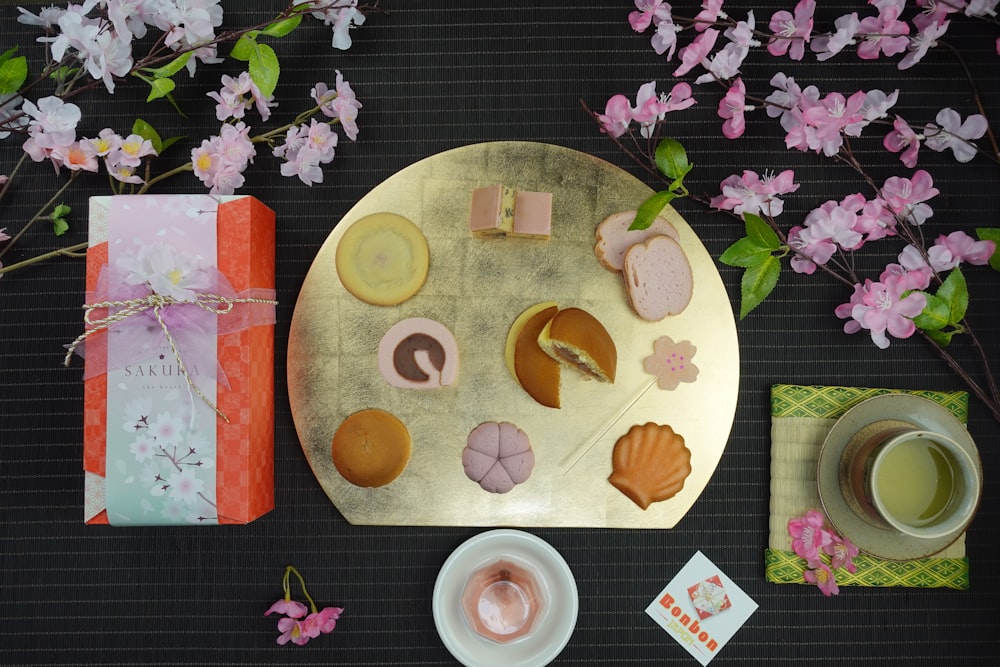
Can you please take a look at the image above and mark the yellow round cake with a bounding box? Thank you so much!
[335,212,430,306]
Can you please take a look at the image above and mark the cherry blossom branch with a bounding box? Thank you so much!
[0,241,88,276]
[0,171,79,262]
[920,330,1000,423]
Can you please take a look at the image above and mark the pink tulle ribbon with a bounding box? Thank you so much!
[65,263,277,422]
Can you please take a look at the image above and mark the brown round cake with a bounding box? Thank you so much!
[331,408,412,487]
[537,307,617,383]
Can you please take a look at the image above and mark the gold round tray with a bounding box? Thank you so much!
[287,141,739,527]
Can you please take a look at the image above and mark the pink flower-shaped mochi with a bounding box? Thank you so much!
[643,336,699,390]
[463,422,535,494]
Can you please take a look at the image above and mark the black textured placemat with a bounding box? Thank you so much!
[2,2,998,665]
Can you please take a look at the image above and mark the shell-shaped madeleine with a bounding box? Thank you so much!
[608,423,692,510]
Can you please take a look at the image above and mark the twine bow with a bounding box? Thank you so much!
[64,291,278,423]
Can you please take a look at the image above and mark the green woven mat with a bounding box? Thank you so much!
[765,384,970,590]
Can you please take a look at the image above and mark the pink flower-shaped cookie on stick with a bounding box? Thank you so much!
[561,335,699,474]
[643,336,699,390]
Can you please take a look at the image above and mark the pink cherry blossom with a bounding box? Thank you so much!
[634,81,695,138]
[881,170,939,225]
[632,81,670,126]
[788,509,831,566]
[810,12,860,61]
[823,534,859,573]
[276,616,309,646]
[693,0,727,30]
[207,71,275,122]
[330,71,362,141]
[695,12,757,83]
[190,122,255,195]
[673,28,718,77]
[788,225,835,274]
[308,606,343,635]
[841,272,928,349]
[767,0,815,61]
[853,197,898,242]
[214,122,255,168]
[22,96,80,146]
[597,94,633,138]
[86,129,122,157]
[264,599,309,618]
[888,262,933,291]
[899,19,950,70]
[917,231,997,271]
[710,169,798,217]
[280,146,325,186]
[16,5,65,28]
[718,78,750,139]
[52,141,99,172]
[802,198,864,251]
[651,14,682,58]
[923,108,988,162]
[113,133,157,168]
[804,563,840,596]
[106,162,144,184]
[883,116,922,168]
[628,0,670,33]
[859,89,899,123]
[305,119,339,163]
[857,2,910,59]
[800,90,867,156]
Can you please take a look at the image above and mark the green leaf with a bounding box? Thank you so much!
[936,267,969,324]
[51,216,69,236]
[261,15,302,37]
[145,77,175,102]
[629,190,677,231]
[131,118,164,154]
[247,42,280,98]
[49,65,78,82]
[912,292,950,331]
[0,47,16,64]
[230,33,260,61]
[743,212,781,250]
[719,237,774,268]
[925,328,955,347]
[159,135,185,153]
[0,55,28,95]
[738,255,780,319]
[653,138,692,181]
[976,227,1000,271]
[144,52,192,79]
[51,204,71,219]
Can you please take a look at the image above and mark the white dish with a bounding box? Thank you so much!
[433,529,578,667]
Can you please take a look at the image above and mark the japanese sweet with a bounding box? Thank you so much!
[462,421,535,494]
[331,408,412,487]
[335,212,430,306]
[378,317,459,389]
[505,302,562,408]
[622,235,693,321]
[536,306,617,383]
[594,209,680,272]
[608,422,692,509]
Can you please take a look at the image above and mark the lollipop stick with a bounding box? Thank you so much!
[560,376,657,475]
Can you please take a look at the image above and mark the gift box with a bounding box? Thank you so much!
[76,195,276,525]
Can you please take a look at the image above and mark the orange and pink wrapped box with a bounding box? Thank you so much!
[76,195,276,525]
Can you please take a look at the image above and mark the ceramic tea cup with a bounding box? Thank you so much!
[844,427,981,540]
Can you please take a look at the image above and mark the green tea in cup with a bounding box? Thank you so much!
[865,429,980,539]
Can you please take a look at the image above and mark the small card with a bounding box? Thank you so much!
[645,551,757,665]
